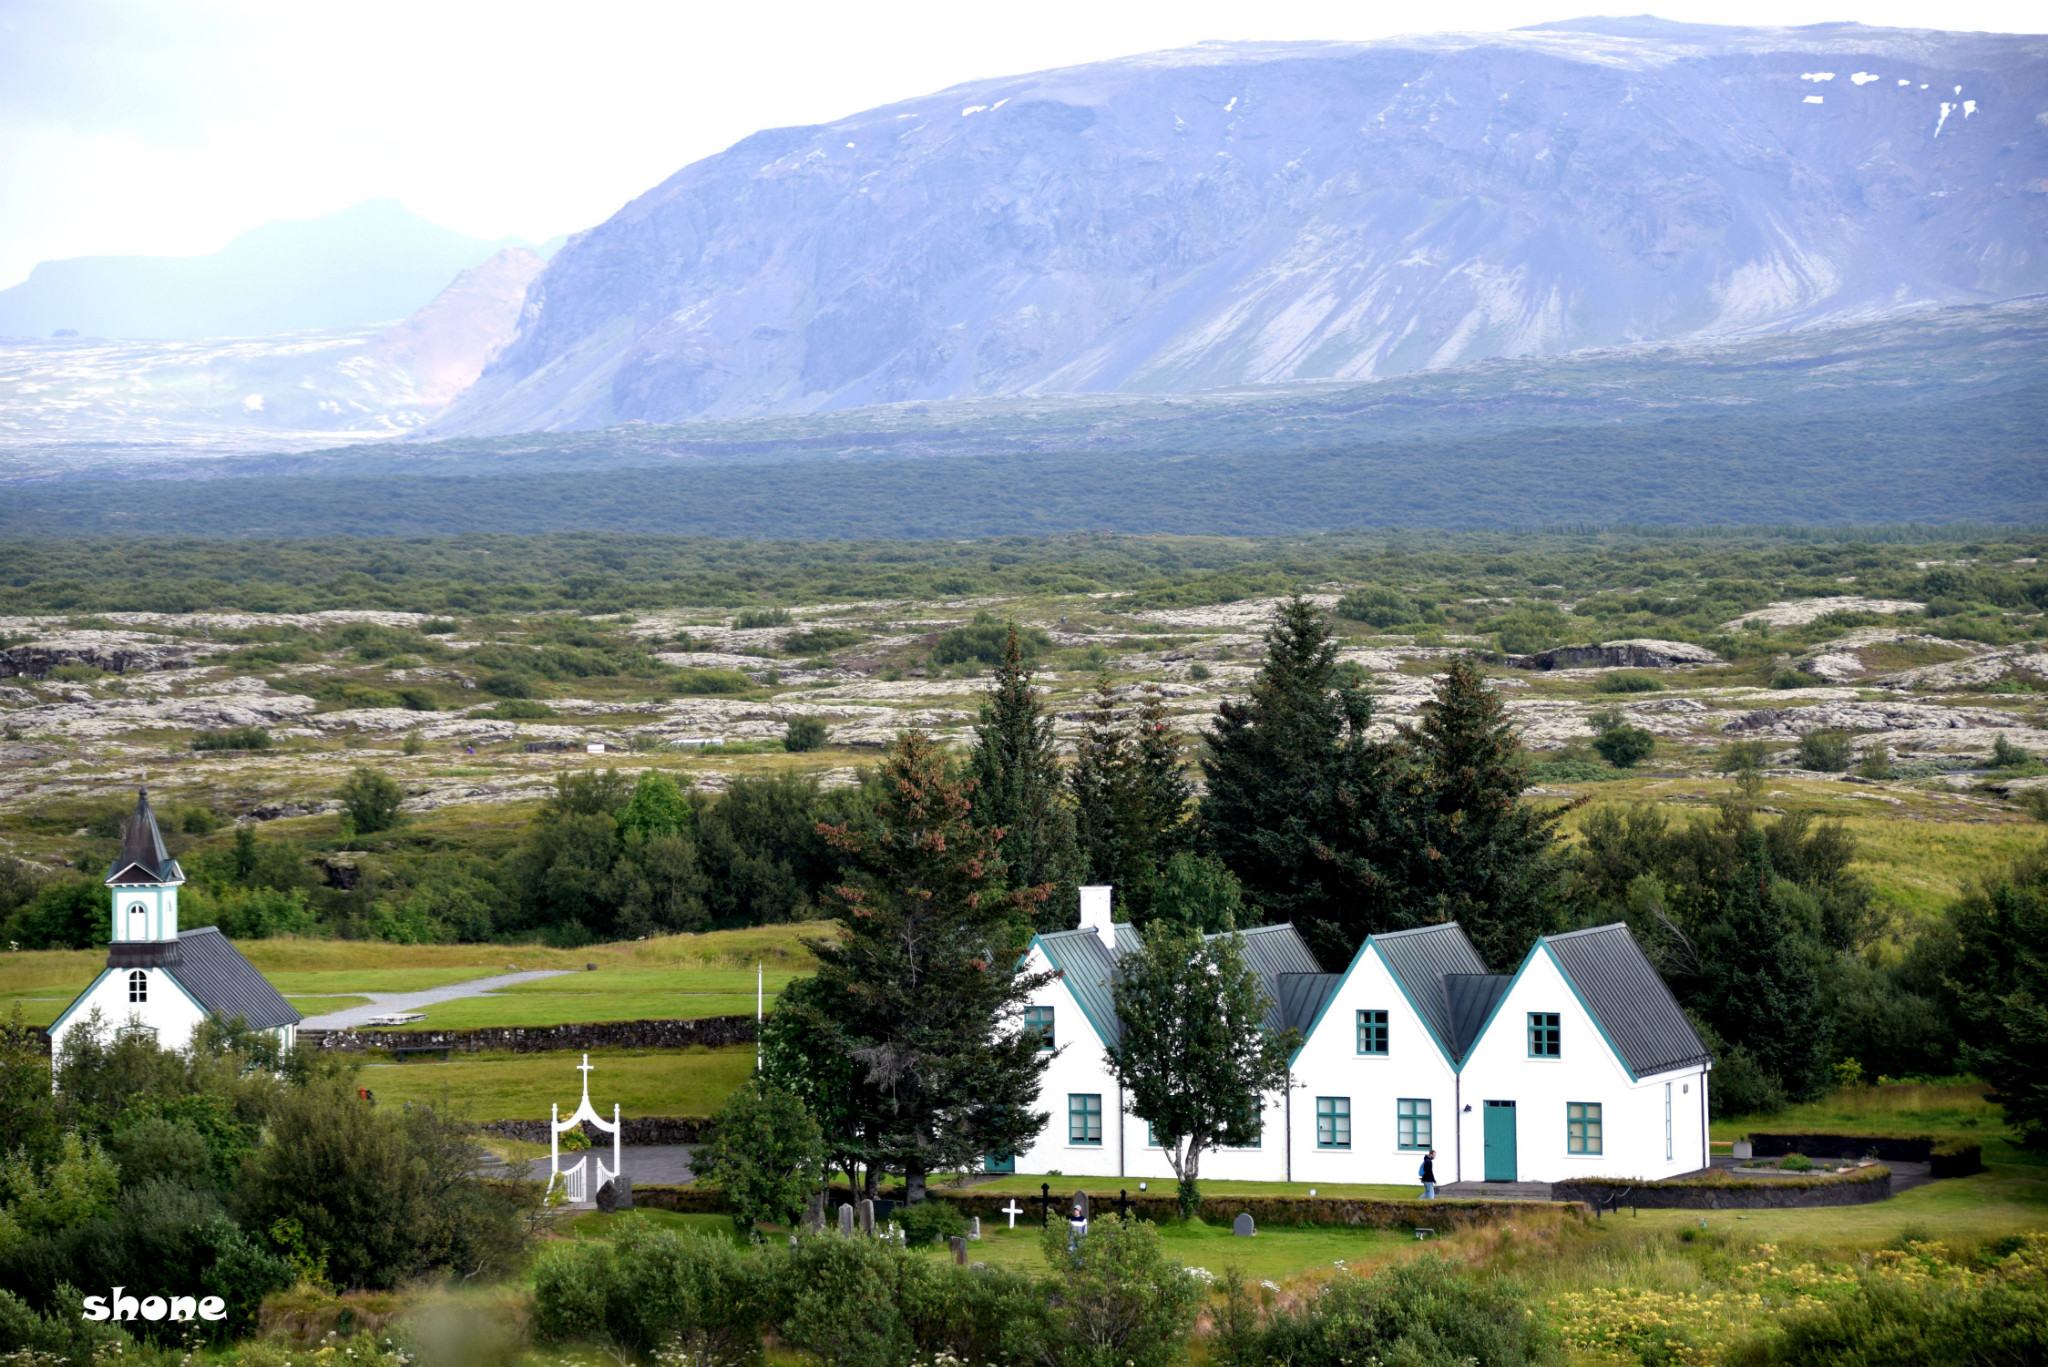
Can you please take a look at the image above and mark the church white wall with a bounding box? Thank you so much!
[1288,942,1458,1188]
[1456,950,1706,1183]
[50,967,208,1060]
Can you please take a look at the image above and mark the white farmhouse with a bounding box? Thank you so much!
[48,790,302,1065]
[1003,887,1711,1186]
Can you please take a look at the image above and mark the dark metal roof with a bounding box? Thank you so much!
[1444,974,1512,1062]
[1544,923,1712,1078]
[1037,921,1319,1045]
[1278,973,1343,1034]
[164,927,301,1030]
[1372,923,1490,1062]
[105,788,182,885]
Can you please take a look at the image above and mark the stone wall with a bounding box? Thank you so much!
[478,1117,712,1144]
[1554,1165,1892,1210]
[302,1016,757,1054]
[1746,1132,1983,1179]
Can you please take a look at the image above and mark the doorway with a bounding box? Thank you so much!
[1483,1101,1518,1181]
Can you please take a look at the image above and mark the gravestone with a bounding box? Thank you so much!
[1071,1190,1090,1218]
[1233,1211,1256,1238]
[805,1191,825,1232]
[950,1236,968,1265]
[859,1199,875,1237]
[839,1203,855,1237]
[1732,1140,1754,1161]
[595,1177,633,1213]
[969,1216,981,1241]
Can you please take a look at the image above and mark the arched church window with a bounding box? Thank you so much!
[128,970,148,1003]
[128,903,147,938]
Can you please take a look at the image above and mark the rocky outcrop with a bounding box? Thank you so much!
[1724,702,2021,736]
[0,634,212,679]
[1506,639,1721,671]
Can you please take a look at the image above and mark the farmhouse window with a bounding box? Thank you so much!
[1356,1009,1389,1055]
[1568,1102,1603,1155]
[1529,1012,1562,1057]
[1316,1096,1351,1149]
[1397,1098,1432,1149]
[1068,1094,1102,1145]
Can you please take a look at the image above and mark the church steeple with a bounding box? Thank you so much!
[105,788,182,945]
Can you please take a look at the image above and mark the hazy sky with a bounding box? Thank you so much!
[0,0,2039,287]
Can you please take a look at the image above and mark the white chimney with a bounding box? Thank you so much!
[1078,885,1116,950]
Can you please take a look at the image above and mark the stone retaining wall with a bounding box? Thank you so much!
[478,1117,712,1145]
[630,1185,1578,1231]
[302,1016,757,1054]
[1554,1165,1892,1210]
[1746,1132,1983,1178]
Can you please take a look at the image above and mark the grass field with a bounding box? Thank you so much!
[357,1045,756,1118]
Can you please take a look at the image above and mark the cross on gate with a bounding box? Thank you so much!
[576,1053,595,1086]
[1114,1189,1134,1221]
[1036,1182,1057,1227]
[1000,1199,1024,1229]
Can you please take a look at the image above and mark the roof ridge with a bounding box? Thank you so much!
[1370,921,1466,941]
[1542,922,1630,942]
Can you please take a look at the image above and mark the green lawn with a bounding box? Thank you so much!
[0,996,68,1027]
[416,991,775,1028]
[962,1174,1419,1202]
[492,968,802,995]
[358,1046,756,1118]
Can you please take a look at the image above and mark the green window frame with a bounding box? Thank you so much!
[1068,1093,1103,1145]
[1529,1012,1562,1058]
[1315,1096,1351,1150]
[1356,1009,1389,1055]
[1567,1102,1603,1155]
[1025,1005,1055,1051]
[1397,1098,1432,1150]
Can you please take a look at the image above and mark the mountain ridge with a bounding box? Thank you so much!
[430,20,2048,436]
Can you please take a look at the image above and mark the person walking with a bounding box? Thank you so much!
[1419,1149,1437,1200]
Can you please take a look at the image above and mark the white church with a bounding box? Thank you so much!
[48,790,302,1062]
[1004,887,1711,1185]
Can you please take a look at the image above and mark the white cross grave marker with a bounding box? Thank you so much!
[1000,1199,1025,1229]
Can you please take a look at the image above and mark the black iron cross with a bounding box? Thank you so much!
[1114,1189,1134,1222]
[1036,1182,1055,1227]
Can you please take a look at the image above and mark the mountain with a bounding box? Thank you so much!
[0,248,544,467]
[0,200,530,339]
[431,20,2048,436]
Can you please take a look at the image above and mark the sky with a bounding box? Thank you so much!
[0,0,2040,287]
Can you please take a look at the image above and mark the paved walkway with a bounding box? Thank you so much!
[299,969,572,1028]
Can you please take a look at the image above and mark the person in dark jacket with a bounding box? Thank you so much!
[1419,1150,1437,1200]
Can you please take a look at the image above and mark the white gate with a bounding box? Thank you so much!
[548,1053,622,1206]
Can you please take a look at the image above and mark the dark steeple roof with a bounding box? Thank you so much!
[105,788,183,886]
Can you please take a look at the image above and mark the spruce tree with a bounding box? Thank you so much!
[1200,597,1395,961]
[968,625,1082,932]
[810,730,1054,1203]
[1691,829,1832,1101]
[1395,657,1569,966]
[1071,678,1190,917]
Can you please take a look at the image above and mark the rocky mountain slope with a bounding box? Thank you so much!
[433,19,2048,435]
[0,200,536,341]
[0,249,545,467]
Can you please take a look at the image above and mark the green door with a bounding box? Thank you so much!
[1483,1101,1518,1181]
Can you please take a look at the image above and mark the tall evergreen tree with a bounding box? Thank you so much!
[967,626,1081,932]
[1391,657,1569,966]
[1070,677,1190,918]
[1691,830,1833,1101]
[809,731,1054,1203]
[1200,597,1396,961]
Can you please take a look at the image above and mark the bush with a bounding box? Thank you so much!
[782,628,864,654]
[1595,672,1664,693]
[1779,1152,1814,1172]
[1796,731,1854,772]
[47,663,106,683]
[481,671,533,698]
[314,681,402,710]
[532,1220,767,1361]
[1771,668,1821,689]
[337,765,404,835]
[1993,733,2035,769]
[420,619,458,634]
[672,669,753,695]
[1188,663,1212,681]
[735,608,791,629]
[482,698,553,719]
[1593,725,1657,768]
[192,727,271,752]
[930,611,1052,666]
[1718,739,1770,773]
[238,1081,532,1291]
[1336,587,1415,628]
[783,717,829,753]
[691,1080,824,1236]
[393,687,437,712]
[1241,1254,1551,1367]
[894,1199,966,1248]
[1858,745,1896,780]
[1040,1217,1201,1367]
[1710,1045,1788,1118]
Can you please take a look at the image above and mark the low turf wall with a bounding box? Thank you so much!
[1745,1132,1983,1178]
[1554,1164,1892,1210]
[633,1184,1575,1230]
[303,1016,757,1054]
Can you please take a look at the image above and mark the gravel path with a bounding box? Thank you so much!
[298,969,573,1028]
